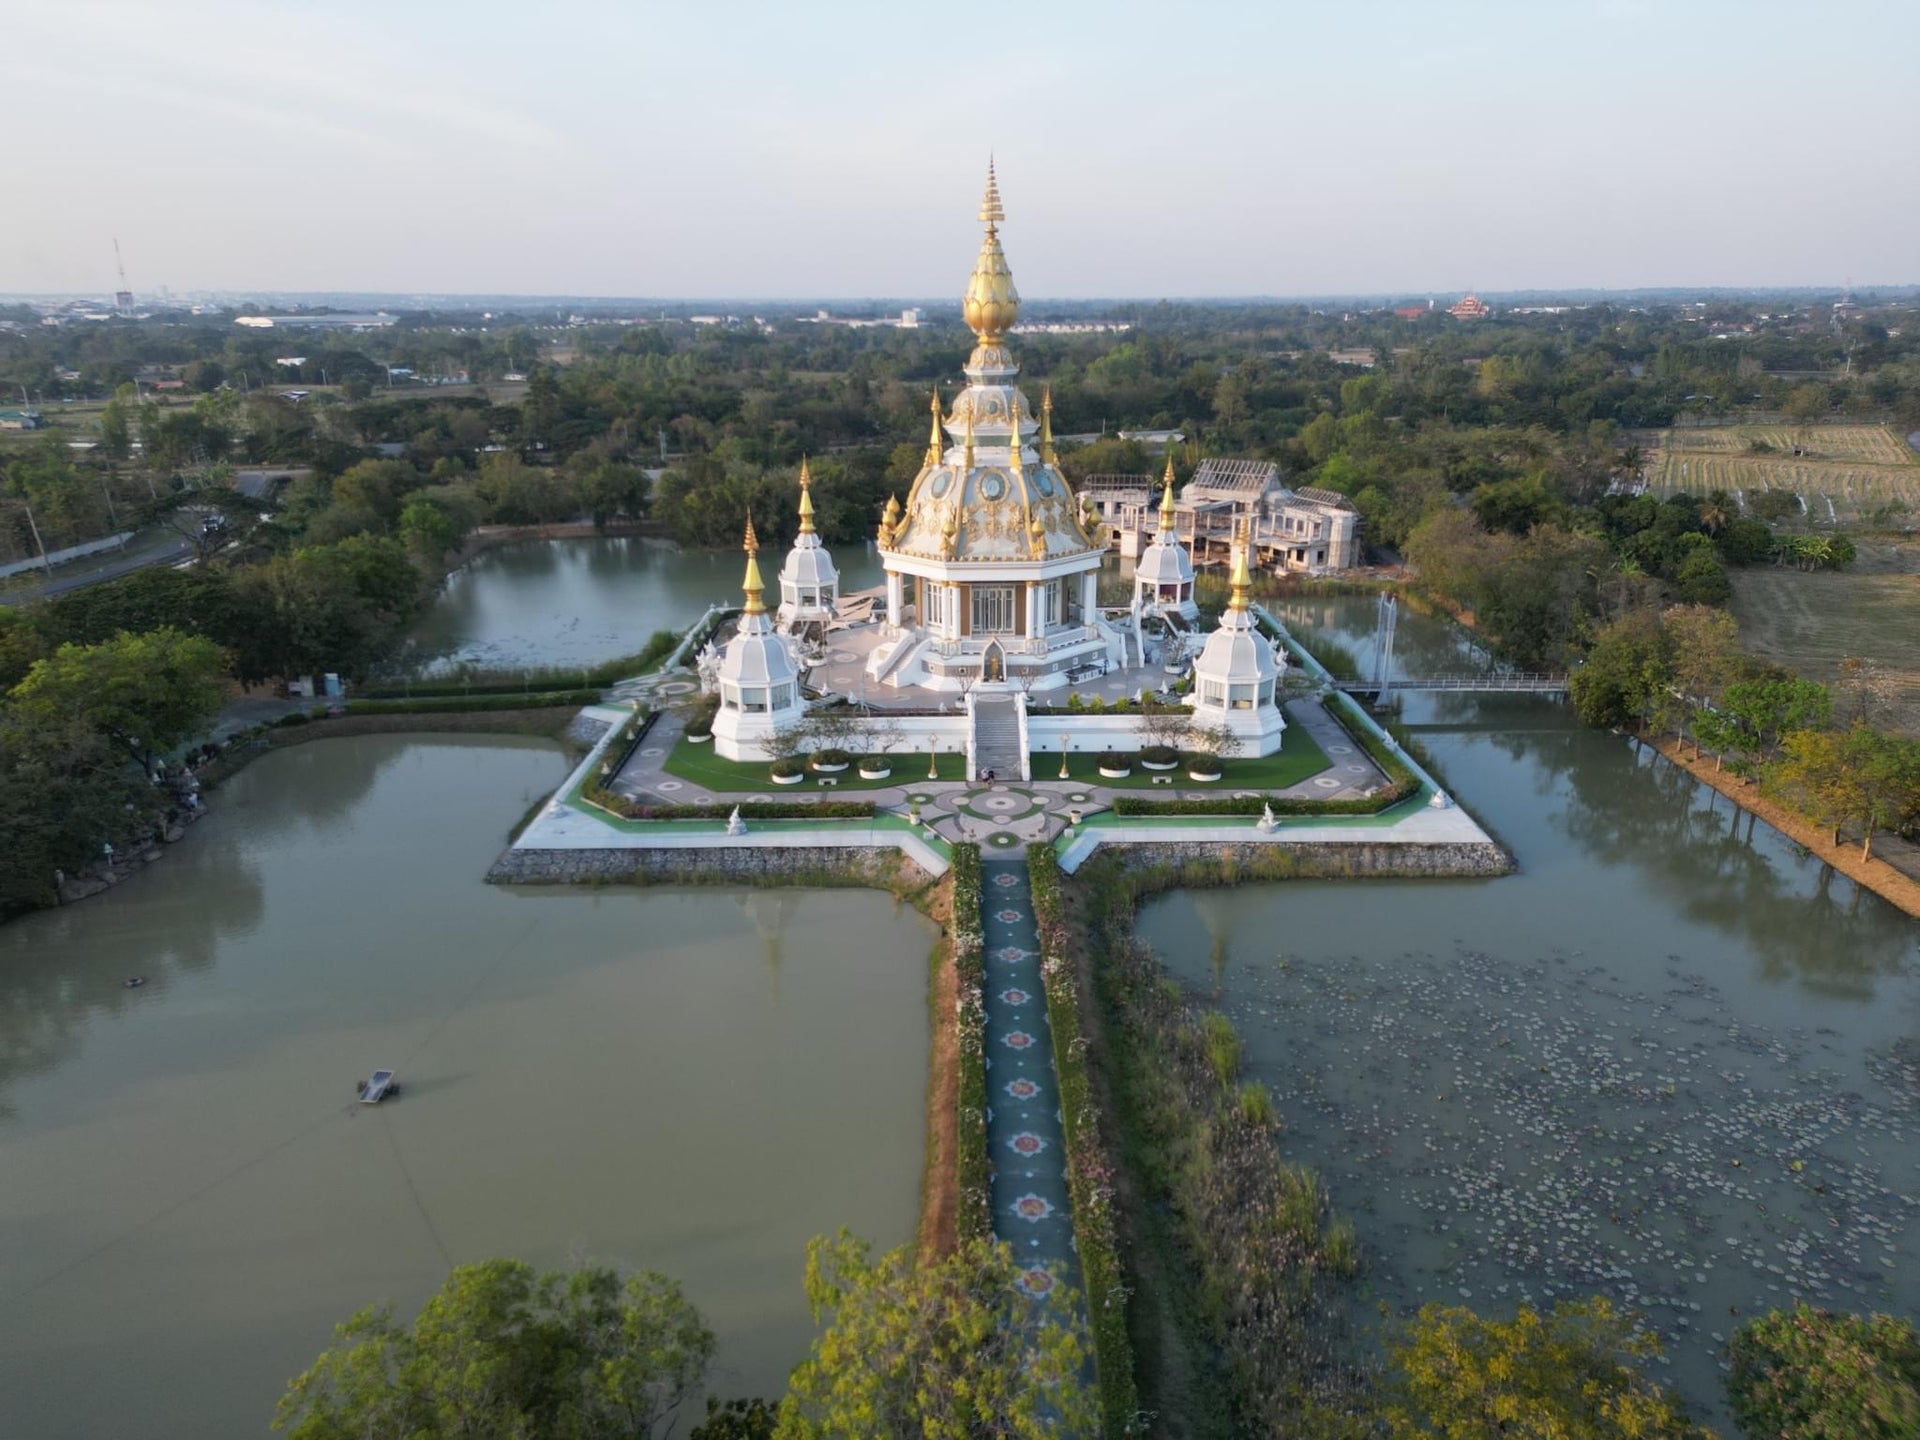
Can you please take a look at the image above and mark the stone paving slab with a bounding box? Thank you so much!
[979,856,1083,1303]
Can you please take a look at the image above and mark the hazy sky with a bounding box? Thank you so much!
[5,0,1915,298]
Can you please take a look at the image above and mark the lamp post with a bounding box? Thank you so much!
[928,737,939,780]
[1058,731,1070,780]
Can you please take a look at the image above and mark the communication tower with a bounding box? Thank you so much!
[113,238,133,316]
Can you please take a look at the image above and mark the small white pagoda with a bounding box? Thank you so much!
[1133,454,1198,625]
[776,457,839,636]
[712,518,804,761]
[1188,518,1286,754]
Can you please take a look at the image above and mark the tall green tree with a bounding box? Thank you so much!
[1381,1298,1708,1440]
[275,1259,714,1440]
[9,627,227,772]
[1727,1303,1920,1440]
[775,1233,1096,1440]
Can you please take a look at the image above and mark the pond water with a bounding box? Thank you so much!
[1139,595,1920,1423]
[403,536,888,673]
[0,736,933,1439]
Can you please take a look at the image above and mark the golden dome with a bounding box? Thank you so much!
[962,161,1020,342]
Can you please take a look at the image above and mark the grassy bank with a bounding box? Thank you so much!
[1073,855,1367,1438]
[949,845,991,1245]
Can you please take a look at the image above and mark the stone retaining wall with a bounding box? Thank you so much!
[1100,839,1513,880]
[487,845,930,888]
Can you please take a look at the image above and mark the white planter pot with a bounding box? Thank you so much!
[1097,765,1132,779]
[857,765,892,780]
[1187,769,1222,783]
[811,761,849,773]
[1141,758,1179,771]
[685,732,711,744]
[772,771,806,785]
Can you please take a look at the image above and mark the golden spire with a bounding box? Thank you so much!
[1227,515,1253,612]
[925,387,944,465]
[962,405,975,471]
[1160,454,1178,533]
[1039,385,1056,466]
[1008,400,1023,477]
[962,160,1020,342]
[796,456,816,535]
[740,513,766,615]
[979,157,1004,230]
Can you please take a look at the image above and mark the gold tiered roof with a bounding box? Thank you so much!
[878,164,1096,567]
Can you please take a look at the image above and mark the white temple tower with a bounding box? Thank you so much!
[865,164,1117,693]
[1188,518,1286,755]
[1132,454,1198,626]
[777,457,839,637]
[712,517,804,761]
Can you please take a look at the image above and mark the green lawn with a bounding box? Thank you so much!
[1029,718,1330,791]
[662,737,966,793]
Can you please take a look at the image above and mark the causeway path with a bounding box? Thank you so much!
[978,855,1082,1301]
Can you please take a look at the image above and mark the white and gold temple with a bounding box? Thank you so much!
[864,165,1119,694]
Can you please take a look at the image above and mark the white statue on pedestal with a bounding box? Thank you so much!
[1257,802,1278,834]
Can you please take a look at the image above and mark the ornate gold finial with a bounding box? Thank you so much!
[796,457,816,535]
[1008,401,1024,477]
[878,493,901,549]
[741,513,766,614]
[979,157,1004,230]
[1227,515,1253,612]
[1039,385,1056,466]
[963,160,1020,342]
[962,405,975,472]
[1027,513,1046,559]
[1160,454,1178,533]
[940,508,959,559]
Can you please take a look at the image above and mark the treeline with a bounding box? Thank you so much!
[1573,605,1920,858]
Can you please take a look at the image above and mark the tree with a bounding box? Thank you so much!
[275,1259,715,1440]
[775,1233,1096,1440]
[579,461,651,529]
[1673,546,1732,605]
[1719,676,1831,773]
[1663,605,1739,751]
[1764,723,1913,858]
[1727,1303,1920,1440]
[399,499,462,564]
[1381,1298,1708,1440]
[1569,610,1670,730]
[9,627,228,773]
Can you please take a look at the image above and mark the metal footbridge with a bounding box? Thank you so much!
[1333,672,1570,695]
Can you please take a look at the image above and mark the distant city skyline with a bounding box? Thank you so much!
[5,0,1915,299]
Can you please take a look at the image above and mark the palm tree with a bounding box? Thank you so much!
[1699,492,1732,535]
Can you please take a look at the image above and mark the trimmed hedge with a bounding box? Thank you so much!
[345,689,599,715]
[1112,785,1413,818]
[950,845,991,1245]
[579,785,874,821]
[1027,843,1141,1435]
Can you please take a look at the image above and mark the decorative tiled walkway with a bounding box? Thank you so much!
[978,856,1082,1301]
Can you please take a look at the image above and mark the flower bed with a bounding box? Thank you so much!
[949,844,990,1245]
[1110,783,1414,818]
[856,758,892,779]
[1025,843,1140,1435]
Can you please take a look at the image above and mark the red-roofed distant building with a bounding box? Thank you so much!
[1449,292,1490,320]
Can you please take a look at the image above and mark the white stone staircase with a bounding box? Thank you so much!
[969,694,1025,782]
